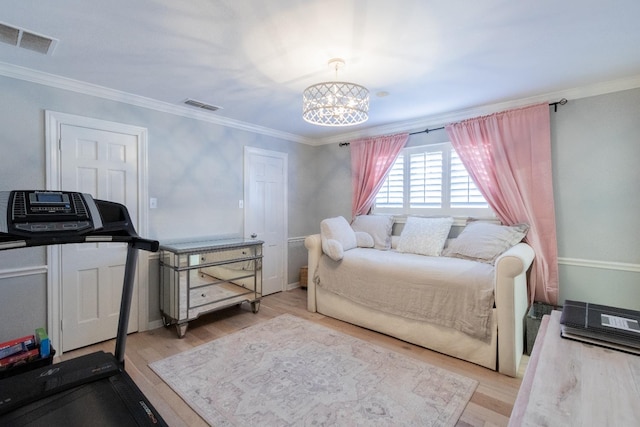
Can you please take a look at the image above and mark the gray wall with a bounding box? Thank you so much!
[551,88,640,310]
[0,75,319,340]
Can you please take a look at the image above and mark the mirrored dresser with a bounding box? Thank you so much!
[159,238,263,337]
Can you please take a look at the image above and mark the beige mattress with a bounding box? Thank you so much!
[315,248,495,341]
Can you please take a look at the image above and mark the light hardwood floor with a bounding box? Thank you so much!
[60,288,527,426]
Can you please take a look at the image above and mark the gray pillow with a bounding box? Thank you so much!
[355,231,375,248]
[351,215,394,250]
[443,221,529,264]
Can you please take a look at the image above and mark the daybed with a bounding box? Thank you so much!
[304,215,535,377]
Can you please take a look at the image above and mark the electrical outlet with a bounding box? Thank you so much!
[239,200,244,209]
[149,198,158,209]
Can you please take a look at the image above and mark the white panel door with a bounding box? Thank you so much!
[244,148,287,296]
[59,124,139,352]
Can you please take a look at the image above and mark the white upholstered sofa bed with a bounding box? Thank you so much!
[304,215,535,377]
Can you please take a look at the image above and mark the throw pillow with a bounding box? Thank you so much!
[320,216,357,261]
[396,216,454,256]
[355,231,375,248]
[351,215,394,250]
[443,221,529,264]
[322,239,344,261]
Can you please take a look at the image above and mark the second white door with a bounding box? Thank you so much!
[244,147,287,296]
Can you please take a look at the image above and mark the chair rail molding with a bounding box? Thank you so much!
[558,257,640,273]
[0,265,48,279]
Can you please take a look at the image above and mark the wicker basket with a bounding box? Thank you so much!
[299,266,308,288]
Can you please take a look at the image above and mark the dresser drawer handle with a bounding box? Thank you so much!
[201,293,206,298]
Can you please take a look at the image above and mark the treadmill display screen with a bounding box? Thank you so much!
[29,191,70,206]
[36,193,64,203]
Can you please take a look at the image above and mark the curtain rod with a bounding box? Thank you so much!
[339,98,568,146]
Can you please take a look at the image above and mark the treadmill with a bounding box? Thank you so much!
[0,190,167,426]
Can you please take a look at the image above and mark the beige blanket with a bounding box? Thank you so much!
[315,248,495,341]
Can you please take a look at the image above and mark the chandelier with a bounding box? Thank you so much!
[302,58,369,126]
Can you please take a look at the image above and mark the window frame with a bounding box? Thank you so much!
[373,142,495,218]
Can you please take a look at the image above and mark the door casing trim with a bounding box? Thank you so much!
[45,110,150,354]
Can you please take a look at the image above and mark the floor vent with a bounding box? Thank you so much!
[0,21,57,55]
[184,99,223,112]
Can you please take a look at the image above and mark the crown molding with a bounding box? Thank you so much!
[2,61,639,147]
[0,62,314,145]
[319,74,640,145]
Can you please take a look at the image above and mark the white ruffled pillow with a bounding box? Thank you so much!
[396,216,454,256]
[320,216,357,261]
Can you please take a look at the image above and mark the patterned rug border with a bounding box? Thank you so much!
[150,314,478,426]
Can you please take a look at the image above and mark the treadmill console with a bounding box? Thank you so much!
[0,190,103,235]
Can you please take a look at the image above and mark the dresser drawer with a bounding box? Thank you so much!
[189,282,254,308]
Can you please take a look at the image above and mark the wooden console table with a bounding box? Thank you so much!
[509,310,640,426]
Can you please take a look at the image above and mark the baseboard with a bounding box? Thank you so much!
[146,319,164,331]
[286,282,301,291]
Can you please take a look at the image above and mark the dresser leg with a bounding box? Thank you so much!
[176,323,188,338]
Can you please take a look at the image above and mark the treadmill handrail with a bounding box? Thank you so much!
[0,235,159,252]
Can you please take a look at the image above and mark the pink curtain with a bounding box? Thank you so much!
[445,103,559,305]
[350,133,409,218]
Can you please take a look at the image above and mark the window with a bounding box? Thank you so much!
[374,143,493,217]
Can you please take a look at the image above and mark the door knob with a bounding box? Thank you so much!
[251,233,257,238]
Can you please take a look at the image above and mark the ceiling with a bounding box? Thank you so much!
[2,0,640,143]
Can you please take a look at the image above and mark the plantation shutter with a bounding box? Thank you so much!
[450,149,488,208]
[373,142,491,215]
[407,151,443,208]
[375,154,404,208]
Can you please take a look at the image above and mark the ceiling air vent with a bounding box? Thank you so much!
[184,99,223,112]
[0,21,57,55]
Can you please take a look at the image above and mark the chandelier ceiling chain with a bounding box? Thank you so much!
[302,58,369,127]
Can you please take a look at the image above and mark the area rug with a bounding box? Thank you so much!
[150,314,477,426]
